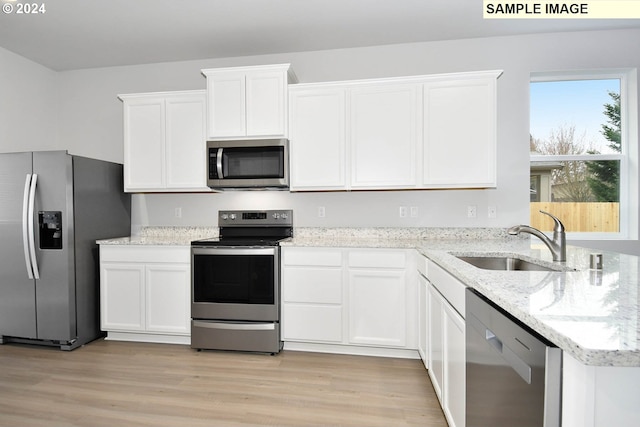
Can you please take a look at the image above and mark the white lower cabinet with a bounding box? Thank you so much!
[100,245,191,344]
[348,262,409,347]
[421,256,466,427]
[282,248,344,343]
[428,282,445,399]
[282,246,417,357]
[418,272,429,368]
[443,300,465,427]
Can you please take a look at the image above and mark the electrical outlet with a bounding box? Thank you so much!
[410,207,419,218]
[174,207,182,218]
[488,206,497,218]
[467,205,477,218]
[318,206,326,218]
[399,206,407,218]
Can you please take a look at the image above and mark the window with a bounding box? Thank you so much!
[530,70,637,239]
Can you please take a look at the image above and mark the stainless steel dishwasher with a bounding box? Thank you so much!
[466,288,562,427]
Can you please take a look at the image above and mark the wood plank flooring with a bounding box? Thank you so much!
[0,339,447,427]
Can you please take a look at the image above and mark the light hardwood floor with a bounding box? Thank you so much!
[0,339,447,427]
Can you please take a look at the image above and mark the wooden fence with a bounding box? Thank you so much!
[530,202,619,232]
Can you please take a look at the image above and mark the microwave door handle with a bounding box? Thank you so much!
[216,148,224,178]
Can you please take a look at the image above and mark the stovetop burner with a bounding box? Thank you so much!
[191,209,293,247]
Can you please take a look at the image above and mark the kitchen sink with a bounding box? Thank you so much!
[456,255,567,272]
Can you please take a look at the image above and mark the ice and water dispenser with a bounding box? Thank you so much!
[38,211,62,249]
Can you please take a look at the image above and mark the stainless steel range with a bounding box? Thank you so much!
[190,210,292,354]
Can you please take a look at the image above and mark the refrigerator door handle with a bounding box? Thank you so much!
[22,174,35,279]
[27,173,40,279]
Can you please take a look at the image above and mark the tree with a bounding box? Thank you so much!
[534,125,594,202]
[587,92,621,202]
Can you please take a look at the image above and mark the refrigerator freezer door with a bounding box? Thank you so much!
[0,153,37,339]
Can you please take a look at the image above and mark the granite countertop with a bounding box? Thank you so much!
[97,226,218,246]
[98,226,640,367]
[418,240,639,367]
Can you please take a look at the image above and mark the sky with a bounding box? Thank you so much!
[530,79,620,154]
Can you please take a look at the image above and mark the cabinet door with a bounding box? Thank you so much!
[350,84,420,189]
[289,88,347,190]
[145,264,190,334]
[283,304,343,343]
[444,301,466,427]
[100,263,145,331]
[348,269,407,347]
[428,283,444,401]
[418,273,429,368]
[246,69,287,137]
[165,93,207,190]
[207,71,246,138]
[123,98,165,191]
[283,265,343,339]
[282,248,344,343]
[423,77,497,188]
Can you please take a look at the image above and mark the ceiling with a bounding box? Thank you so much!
[1,0,639,71]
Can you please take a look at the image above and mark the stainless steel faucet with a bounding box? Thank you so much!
[508,210,566,262]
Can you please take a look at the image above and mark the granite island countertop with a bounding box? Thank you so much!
[99,226,640,367]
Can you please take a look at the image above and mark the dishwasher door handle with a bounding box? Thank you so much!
[485,328,503,352]
[485,326,532,384]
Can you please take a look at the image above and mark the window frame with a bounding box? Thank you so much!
[530,69,638,240]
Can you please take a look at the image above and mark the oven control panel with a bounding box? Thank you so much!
[219,210,293,226]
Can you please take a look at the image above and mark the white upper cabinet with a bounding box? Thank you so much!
[288,81,420,191]
[202,64,296,140]
[288,71,501,192]
[289,87,347,191]
[350,84,420,189]
[423,72,500,188]
[120,90,208,193]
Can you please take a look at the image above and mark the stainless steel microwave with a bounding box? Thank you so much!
[207,139,289,190]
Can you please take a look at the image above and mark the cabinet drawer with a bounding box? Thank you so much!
[348,250,406,269]
[100,245,190,263]
[283,268,343,303]
[283,304,343,342]
[428,260,466,318]
[283,248,343,267]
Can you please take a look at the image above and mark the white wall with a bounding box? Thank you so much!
[3,29,640,254]
[0,47,57,152]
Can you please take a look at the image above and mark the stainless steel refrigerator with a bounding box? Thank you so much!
[0,151,131,350]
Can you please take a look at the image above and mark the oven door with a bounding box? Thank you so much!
[191,246,279,321]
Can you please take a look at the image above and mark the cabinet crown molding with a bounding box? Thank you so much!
[201,63,298,83]
[289,69,503,90]
[117,89,206,102]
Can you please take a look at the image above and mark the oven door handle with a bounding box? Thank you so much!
[192,321,275,331]
[191,247,277,256]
